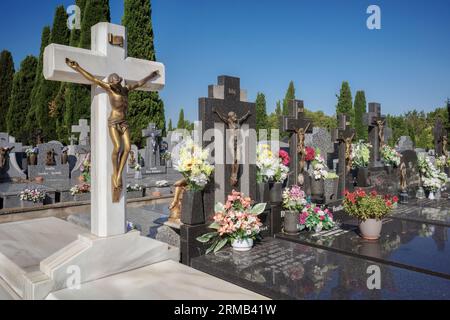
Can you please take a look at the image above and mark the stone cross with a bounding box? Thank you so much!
[433,118,447,157]
[0,133,26,181]
[71,119,90,146]
[333,114,355,198]
[280,99,313,186]
[141,123,165,173]
[69,134,77,146]
[43,22,165,237]
[363,102,386,167]
[142,123,161,154]
[199,75,256,214]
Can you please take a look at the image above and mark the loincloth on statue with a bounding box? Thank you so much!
[108,118,129,132]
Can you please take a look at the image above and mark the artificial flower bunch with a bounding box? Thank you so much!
[305,146,316,162]
[80,153,91,182]
[418,154,447,191]
[312,150,328,180]
[197,190,266,253]
[351,142,371,168]
[70,183,90,195]
[133,163,142,171]
[173,137,214,190]
[282,185,308,211]
[299,203,335,232]
[126,184,142,192]
[19,188,46,203]
[25,147,38,155]
[343,189,398,221]
[435,155,450,170]
[256,144,289,183]
[380,145,401,167]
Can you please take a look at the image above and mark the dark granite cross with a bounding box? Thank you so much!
[433,118,447,157]
[280,99,313,186]
[363,102,386,166]
[334,114,355,198]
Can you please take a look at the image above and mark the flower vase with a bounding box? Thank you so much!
[358,219,382,240]
[231,238,254,252]
[256,182,269,203]
[134,170,142,180]
[269,182,282,203]
[181,190,205,225]
[416,186,425,199]
[428,191,435,200]
[283,211,300,235]
[310,179,324,203]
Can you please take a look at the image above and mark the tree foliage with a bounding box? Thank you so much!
[336,81,353,126]
[354,90,368,141]
[255,92,268,138]
[0,50,15,132]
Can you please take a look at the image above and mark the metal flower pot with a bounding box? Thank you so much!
[256,182,270,203]
[283,210,300,235]
[310,178,324,203]
[269,182,282,203]
[181,190,205,225]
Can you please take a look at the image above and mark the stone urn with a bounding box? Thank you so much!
[269,182,283,203]
[310,178,324,203]
[256,182,270,203]
[28,154,37,166]
[283,211,300,235]
[358,219,382,240]
[231,238,254,252]
[181,190,205,225]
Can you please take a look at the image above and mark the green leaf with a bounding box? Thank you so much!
[206,238,220,255]
[196,232,217,243]
[209,222,220,230]
[214,202,225,213]
[250,203,267,215]
[214,238,229,253]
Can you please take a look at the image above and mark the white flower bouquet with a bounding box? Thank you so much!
[70,183,91,195]
[351,142,371,168]
[256,144,289,183]
[173,137,214,191]
[380,145,401,167]
[312,151,328,180]
[19,188,46,203]
[127,184,142,192]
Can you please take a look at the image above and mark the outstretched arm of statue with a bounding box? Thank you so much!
[213,109,228,124]
[126,70,160,91]
[238,111,251,123]
[65,58,110,91]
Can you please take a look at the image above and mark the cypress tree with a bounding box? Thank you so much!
[6,56,38,142]
[354,90,368,141]
[282,81,295,115]
[255,92,268,138]
[168,118,173,132]
[62,0,109,142]
[336,81,353,126]
[123,0,166,147]
[35,6,70,141]
[0,50,15,132]
[25,26,51,144]
[177,109,185,129]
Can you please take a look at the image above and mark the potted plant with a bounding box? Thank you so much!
[380,145,401,174]
[343,189,398,240]
[173,137,214,225]
[351,142,371,187]
[25,147,38,165]
[70,183,91,201]
[281,185,307,235]
[127,184,144,199]
[299,203,335,233]
[196,190,266,252]
[79,153,91,183]
[311,150,328,202]
[19,188,46,207]
[256,144,289,203]
[418,154,447,199]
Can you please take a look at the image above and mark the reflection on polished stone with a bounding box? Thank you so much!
[192,238,450,299]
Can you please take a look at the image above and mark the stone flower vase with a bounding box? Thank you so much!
[310,178,324,203]
[256,182,270,203]
[283,211,300,235]
[181,190,205,225]
[358,219,382,240]
[231,238,254,252]
[269,182,283,203]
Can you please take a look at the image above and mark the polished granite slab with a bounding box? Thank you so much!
[191,238,450,299]
[277,218,450,279]
[390,200,450,226]
[47,260,268,300]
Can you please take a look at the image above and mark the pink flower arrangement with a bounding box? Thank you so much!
[305,146,316,162]
[299,204,335,232]
[197,190,267,253]
[279,150,290,166]
[282,185,307,211]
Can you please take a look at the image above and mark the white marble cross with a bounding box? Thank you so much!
[44,22,165,237]
[71,119,90,146]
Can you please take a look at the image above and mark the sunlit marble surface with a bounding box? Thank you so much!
[47,260,269,300]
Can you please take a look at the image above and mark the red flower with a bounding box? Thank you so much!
[305,147,315,162]
[279,150,290,166]
[370,190,378,197]
[392,196,399,203]
[386,200,392,207]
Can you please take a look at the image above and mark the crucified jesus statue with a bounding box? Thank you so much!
[377,119,385,147]
[295,123,311,174]
[344,133,355,173]
[214,109,251,187]
[66,58,159,202]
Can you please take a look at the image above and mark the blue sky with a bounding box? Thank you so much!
[1,0,450,124]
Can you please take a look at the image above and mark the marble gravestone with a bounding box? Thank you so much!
[280,99,313,189]
[28,141,70,181]
[0,133,26,182]
[142,123,166,174]
[305,127,334,166]
[396,136,414,152]
[0,23,179,300]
